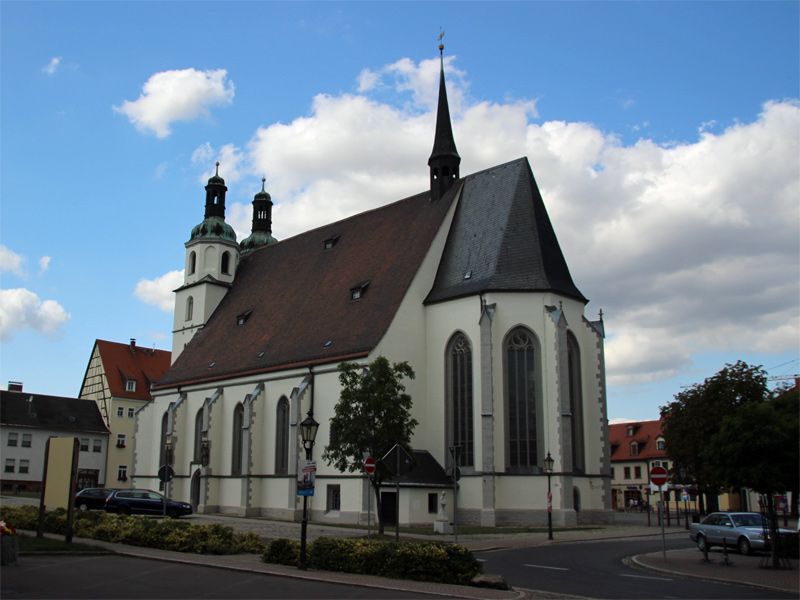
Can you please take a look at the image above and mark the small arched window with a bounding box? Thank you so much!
[275,397,289,474]
[656,437,666,451]
[221,251,231,275]
[188,251,196,275]
[186,296,194,321]
[630,441,639,456]
[231,403,244,476]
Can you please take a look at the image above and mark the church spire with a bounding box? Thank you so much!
[428,35,460,202]
[240,177,278,255]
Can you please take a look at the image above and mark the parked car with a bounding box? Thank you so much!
[689,511,793,555]
[74,488,117,511]
[104,489,192,518]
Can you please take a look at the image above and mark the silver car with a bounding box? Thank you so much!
[689,511,780,555]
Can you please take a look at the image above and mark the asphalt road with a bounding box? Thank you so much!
[1,554,442,599]
[475,537,797,599]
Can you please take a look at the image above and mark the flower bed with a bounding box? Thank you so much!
[0,506,264,556]
[262,536,482,585]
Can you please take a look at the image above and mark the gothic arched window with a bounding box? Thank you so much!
[504,327,542,471]
[194,408,203,462]
[275,396,289,474]
[159,411,169,467]
[446,332,473,467]
[221,251,231,275]
[186,296,194,321]
[567,332,585,473]
[188,251,196,275]
[231,403,244,476]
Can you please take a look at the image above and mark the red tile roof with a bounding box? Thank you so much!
[609,419,667,461]
[95,339,171,401]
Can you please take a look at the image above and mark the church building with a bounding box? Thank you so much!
[136,46,612,527]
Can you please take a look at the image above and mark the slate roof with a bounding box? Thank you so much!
[157,156,586,389]
[0,390,109,434]
[384,449,453,487]
[94,340,171,401]
[425,158,586,304]
[156,185,460,388]
[609,420,666,461]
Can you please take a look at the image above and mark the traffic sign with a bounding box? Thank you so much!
[650,466,668,486]
[364,456,376,475]
[158,465,174,483]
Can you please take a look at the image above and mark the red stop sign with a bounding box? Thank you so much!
[650,466,668,486]
[364,456,376,475]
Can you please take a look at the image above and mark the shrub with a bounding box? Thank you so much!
[263,538,301,566]
[2,507,261,555]
[297,536,482,585]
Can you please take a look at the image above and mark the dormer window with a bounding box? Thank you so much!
[125,379,136,392]
[626,425,635,437]
[323,235,340,249]
[630,441,639,456]
[350,281,370,301]
[656,437,666,451]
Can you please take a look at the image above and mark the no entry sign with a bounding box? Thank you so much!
[364,456,376,475]
[650,466,668,486]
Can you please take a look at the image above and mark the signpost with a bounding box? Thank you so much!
[650,466,669,560]
[363,456,375,538]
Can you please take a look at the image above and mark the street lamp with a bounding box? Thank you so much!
[298,411,319,570]
[543,451,554,541]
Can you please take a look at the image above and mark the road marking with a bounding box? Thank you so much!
[619,573,673,581]
[476,558,486,562]
[524,564,569,571]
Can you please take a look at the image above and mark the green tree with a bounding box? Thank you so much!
[708,399,796,566]
[660,361,769,512]
[772,384,799,518]
[322,356,417,534]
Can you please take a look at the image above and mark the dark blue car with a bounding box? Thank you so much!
[104,489,192,518]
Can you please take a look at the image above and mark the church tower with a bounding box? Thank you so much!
[428,41,461,202]
[240,177,278,255]
[171,163,240,363]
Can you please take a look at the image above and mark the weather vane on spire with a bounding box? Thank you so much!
[438,28,445,53]
[261,176,266,192]
[215,161,220,176]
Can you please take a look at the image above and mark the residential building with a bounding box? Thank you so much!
[136,46,612,527]
[609,420,672,511]
[78,339,171,488]
[0,384,109,492]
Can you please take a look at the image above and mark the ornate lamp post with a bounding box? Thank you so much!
[298,412,319,570]
[544,451,554,541]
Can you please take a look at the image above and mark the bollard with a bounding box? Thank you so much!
[721,538,731,566]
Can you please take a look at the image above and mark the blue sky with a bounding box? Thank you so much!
[1,1,798,421]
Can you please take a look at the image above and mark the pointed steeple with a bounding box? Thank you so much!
[240,177,278,254]
[428,38,461,202]
[190,162,237,242]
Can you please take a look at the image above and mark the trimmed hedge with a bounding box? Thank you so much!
[263,536,482,585]
[0,506,265,555]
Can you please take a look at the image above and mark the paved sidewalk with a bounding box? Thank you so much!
[633,547,798,594]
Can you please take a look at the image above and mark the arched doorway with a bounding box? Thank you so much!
[191,469,202,511]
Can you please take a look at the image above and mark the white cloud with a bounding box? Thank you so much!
[0,245,25,276]
[0,288,69,340]
[38,256,51,274]
[192,142,245,183]
[42,57,62,76]
[237,56,800,389]
[114,68,234,138]
[134,270,183,312]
